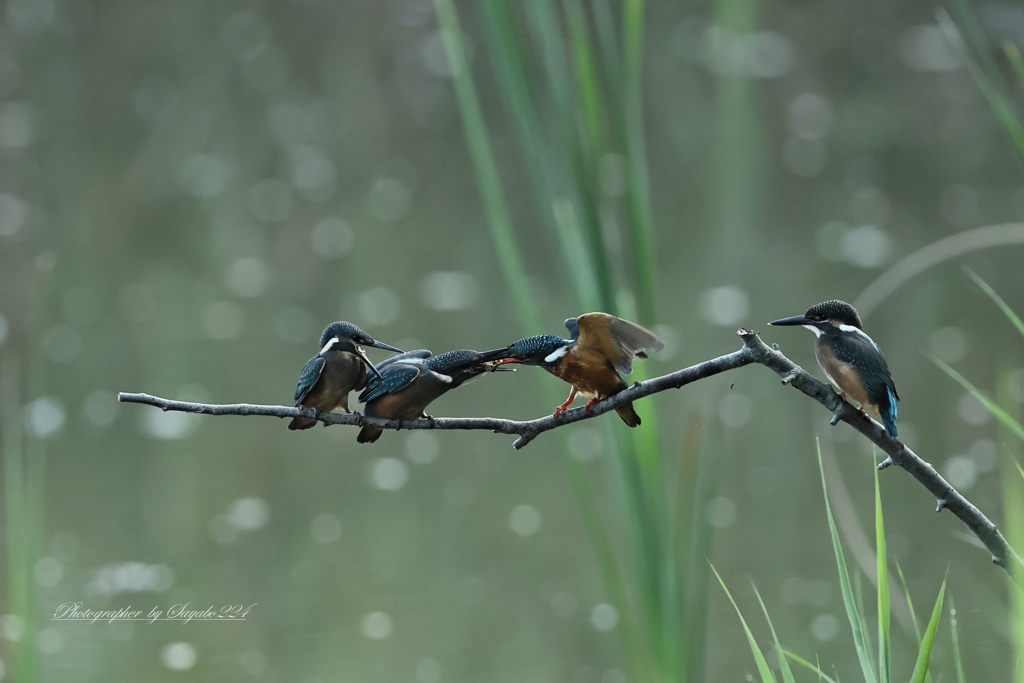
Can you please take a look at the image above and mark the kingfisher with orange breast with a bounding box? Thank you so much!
[501,312,664,427]
[769,300,899,437]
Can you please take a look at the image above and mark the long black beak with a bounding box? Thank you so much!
[355,346,386,380]
[768,315,812,327]
[368,340,403,353]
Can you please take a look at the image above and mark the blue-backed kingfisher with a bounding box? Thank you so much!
[356,347,514,443]
[288,321,403,430]
[500,312,664,427]
[769,299,900,437]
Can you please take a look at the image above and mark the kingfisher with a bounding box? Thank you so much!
[356,347,514,443]
[288,321,403,430]
[769,299,899,437]
[500,312,664,427]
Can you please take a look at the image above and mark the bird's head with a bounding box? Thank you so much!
[498,334,572,367]
[317,321,403,379]
[769,300,863,336]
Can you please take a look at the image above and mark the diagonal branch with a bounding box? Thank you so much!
[118,328,1024,580]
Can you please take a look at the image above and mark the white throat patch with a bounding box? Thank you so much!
[320,337,340,355]
[544,346,570,363]
[802,324,823,338]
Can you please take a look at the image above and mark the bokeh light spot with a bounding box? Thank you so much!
[361,612,393,639]
[179,154,231,198]
[34,557,62,587]
[705,497,737,529]
[957,391,991,426]
[405,431,441,464]
[368,457,409,491]
[969,439,997,473]
[0,102,33,148]
[811,613,840,641]
[568,427,604,463]
[368,177,412,221]
[928,327,967,363]
[142,409,197,440]
[228,497,270,530]
[421,272,479,311]
[311,513,342,544]
[225,257,269,298]
[0,193,27,236]
[35,628,63,655]
[240,44,290,92]
[943,455,978,491]
[590,603,619,632]
[310,217,354,260]
[415,658,442,683]
[699,286,749,326]
[718,392,752,428]
[161,642,197,671]
[354,287,400,326]
[788,93,832,139]
[841,225,890,268]
[25,396,65,439]
[239,648,267,675]
[509,504,542,536]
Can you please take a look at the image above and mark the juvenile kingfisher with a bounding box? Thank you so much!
[769,300,899,437]
[501,312,664,427]
[288,321,403,430]
[356,347,513,443]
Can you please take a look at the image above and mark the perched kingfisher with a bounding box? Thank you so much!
[288,321,403,430]
[769,300,900,437]
[356,347,514,443]
[500,312,664,427]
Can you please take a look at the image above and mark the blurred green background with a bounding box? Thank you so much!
[1,0,1023,681]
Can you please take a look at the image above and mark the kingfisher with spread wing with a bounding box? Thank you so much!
[501,312,664,427]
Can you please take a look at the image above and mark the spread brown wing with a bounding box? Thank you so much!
[575,312,664,376]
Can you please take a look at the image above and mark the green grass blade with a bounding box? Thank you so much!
[950,598,967,683]
[930,354,1024,442]
[965,268,1024,339]
[621,0,658,325]
[750,583,797,683]
[710,563,778,683]
[875,461,891,683]
[782,650,840,683]
[909,576,947,683]
[937,9,1024,161]
[433,0,542,335]
[1007,42,1024,92]
[895,561,922,643]
[817,439,878,683]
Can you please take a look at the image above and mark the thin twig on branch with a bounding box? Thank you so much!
[118,329,1024,579]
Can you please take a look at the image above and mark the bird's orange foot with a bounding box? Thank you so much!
[553,399,575,417]
[584,398,599,416]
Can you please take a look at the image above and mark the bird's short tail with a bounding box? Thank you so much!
[615,402,642,428]
[881,387,898,437]
[288,417,316,430]
[357,426,383,443]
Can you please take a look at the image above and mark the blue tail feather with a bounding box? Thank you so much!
[882,386,898,437]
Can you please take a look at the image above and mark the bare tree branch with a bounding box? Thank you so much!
[118,329,1024,579]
